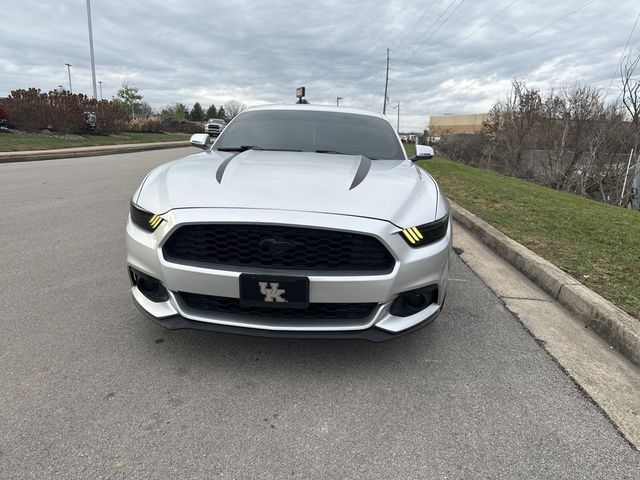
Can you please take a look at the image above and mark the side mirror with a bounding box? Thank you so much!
[411,144,434,162]
[190,133,211,149]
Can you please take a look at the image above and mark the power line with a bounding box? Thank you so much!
[344,0,466,113]
[339,2,437,101]
[489,0,597,61]
[402,0,466,63]
[604,10,640,100]
[453,0,597,72]
[396,0,462,64]
[343,0,462,103]
[341,2,439,102]
[455,0,518,47]
[394,0,438,53]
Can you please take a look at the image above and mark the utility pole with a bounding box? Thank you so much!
[382,48,390,114]
[65,63,72,93]
[336,96,342,106]
[98,81,103,100]
[86,0,98,99]
[631,151,640,210]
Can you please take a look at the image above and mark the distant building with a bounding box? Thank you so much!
[429,113,489,136]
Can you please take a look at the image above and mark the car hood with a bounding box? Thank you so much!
[135,150,441,227]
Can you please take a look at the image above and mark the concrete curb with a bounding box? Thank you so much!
[450,201,640,366]
[0,141,190,163]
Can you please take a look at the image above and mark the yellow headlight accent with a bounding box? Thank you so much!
[149,215,163,229]
[402,228,417,244]
[412,227,423,240]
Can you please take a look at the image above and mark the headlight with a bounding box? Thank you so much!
[130,201,164,232]
[400,214,449,247]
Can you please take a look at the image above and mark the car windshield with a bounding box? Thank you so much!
[214,110,405,160]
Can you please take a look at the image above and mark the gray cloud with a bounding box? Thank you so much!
[1,0,638,131]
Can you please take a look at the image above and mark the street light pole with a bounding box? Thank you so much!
[65,63,72,93]
[86,0,98,99]
[336,96,342,106]
[98,81,103,100]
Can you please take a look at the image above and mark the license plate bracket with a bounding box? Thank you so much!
[239,274,309,308]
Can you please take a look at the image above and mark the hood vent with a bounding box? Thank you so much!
[349,155,372,190]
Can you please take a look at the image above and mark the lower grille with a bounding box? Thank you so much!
[179,292,377,320]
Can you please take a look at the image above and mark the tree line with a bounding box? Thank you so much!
[114,83,246,122]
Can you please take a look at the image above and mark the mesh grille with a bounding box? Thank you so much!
[180,292,377,320]
[163,224,394,272]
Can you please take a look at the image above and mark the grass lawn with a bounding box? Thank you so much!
[417,156,640,319]
[0,132,190,152]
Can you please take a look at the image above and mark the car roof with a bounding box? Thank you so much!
[245,104,388,120]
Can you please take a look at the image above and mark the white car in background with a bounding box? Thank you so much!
[126,104,451,341]
[204,118,225,136]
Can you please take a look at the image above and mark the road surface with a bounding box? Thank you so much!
[1,148,638,478]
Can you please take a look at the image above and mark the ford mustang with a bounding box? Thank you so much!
[126,104,451,341]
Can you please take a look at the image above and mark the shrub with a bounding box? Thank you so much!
[6,88,87,133]
[128,118,162,133]
[47,90,86,134]
[4,89,129,134]
[5,88,50,132]
[160,121,203,134]
[93,100,129,134]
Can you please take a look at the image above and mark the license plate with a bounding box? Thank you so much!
[239,274,309,308]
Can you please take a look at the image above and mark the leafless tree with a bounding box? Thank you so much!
[619,49,640,206]
[621,50,640,146]
[441,77,637,206]
[224,100,246,120]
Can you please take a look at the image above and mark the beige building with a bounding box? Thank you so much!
[429,113,488,136]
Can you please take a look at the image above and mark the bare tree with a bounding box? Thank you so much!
[620,49,640,207]
[480,79,542,176]
[224,100,246,119]
[137,101,154,118]
[558,83,603,191]
[621,49,640,147]
[460,78,635,205]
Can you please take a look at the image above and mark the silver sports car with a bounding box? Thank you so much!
[126,104,451,341]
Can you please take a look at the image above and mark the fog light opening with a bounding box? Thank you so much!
[129,267,169,303]
[390,285,438,317]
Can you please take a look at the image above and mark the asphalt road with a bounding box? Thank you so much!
[1,148,639,479]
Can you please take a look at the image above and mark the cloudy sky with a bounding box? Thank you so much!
[1,0,639,131]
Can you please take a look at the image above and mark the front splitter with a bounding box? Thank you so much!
[133,294,441,343]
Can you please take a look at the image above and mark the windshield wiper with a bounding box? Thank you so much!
[315,149,351,155]
[216,145,301,152]
[316,150,377,160]
[215,145,263,152]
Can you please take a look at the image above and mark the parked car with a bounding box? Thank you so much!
[0,103,8,128]
[84,111,96,131]
[204,118,225,136]
[126,104,451,341]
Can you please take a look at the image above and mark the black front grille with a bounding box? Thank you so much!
[180,292,377,320]
[163,224,394,272]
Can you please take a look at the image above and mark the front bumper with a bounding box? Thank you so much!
[126,208,451,340]
[204,127,222,135]
[132,288,444,342]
